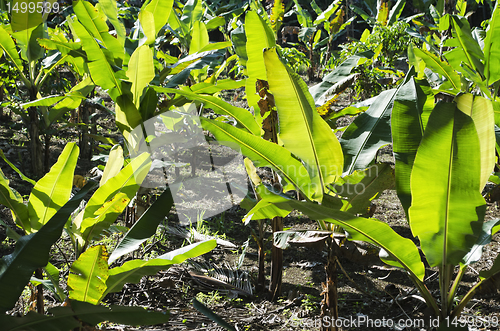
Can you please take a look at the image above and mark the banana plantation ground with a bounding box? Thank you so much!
[1,104,499,331]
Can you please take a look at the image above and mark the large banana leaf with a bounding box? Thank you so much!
[154,86,260,135]
[409,102,486,267]
[200,118,314,199]
[143,0,174,37]
[340,88,396,175]
[0,181,97,312]
[449,16,484,76]
[68,245,109,305]
[245,11,276,120]
[412,47,461,93]
[264,48,344,199]
[127,45,154,109]
[103,240,216,297]
[108,188,174,264]
[68,18,125,91]
[189,21,209,55]
[0,169,29,231]
[254,193,425,281]
[99,0,126,48]
[74,153,151,250]
[28,143,79,231]
[484,1,500,85]
[100,145,124,186]
[72,0,123,60]
[330,163,394,215]
[455,94,495,192]
[1,299,170,330]
[309,55,361,106]
[12,23,44,65]
[391,76,433,217]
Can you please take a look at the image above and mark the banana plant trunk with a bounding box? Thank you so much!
[321,237,339,331]
[27,92,44,179]
[269,216,283,300]
[79,102,92,161]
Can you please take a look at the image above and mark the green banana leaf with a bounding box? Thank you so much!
[68,18,125,91]
[0,169,29,230]
[127,45,154,109]
[257,194,425,281]
[186,78,246,95]
[264,48,344,200]
[245,11,276,121]
[330,163,394,215]
[462,219,500,266]
[449,16,484,77]
[74,153,151,250]
[391,76,433,217]
[143,0,174,37]
[68,245,109,305]
[72,0,123,60]
[100,145,124,186]
[108,187,174,264]
[80,193,130,248]
[309,55,362,106]
[193,298,236,331]
[484,1,500,85]
[103,240,216,297]
[0,299,170,330]
[200,118,314,199]
[189,21,209,54]
[409,102,486,267]
[0,181,97,312]
[340,88,396,175]
[0,26,29,86]
[154,86,260,135]
[12,24,44,65]
[28,143,79,231]
[412,46,461,93]
[99,0,127,49]
[455,94,495,191]
[0,149,36,186]
[139,10,156,45]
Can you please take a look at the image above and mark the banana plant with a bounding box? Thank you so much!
[0,19,80,177]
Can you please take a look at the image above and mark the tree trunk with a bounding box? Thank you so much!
[269,216,283,300]
[28,107,44,179]
[35,268,44,314]
[321,238,339,331]
[79,102,91,161]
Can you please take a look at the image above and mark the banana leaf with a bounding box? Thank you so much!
[154,86,260,135]
[0,169,29,230]
[245,11,276,122]
[200,118,314,199]
[99,0,127,48]
[68,245,109,305]
[455,94,495,191]
[0,181,97,312]
[100,145,124,186]
[391,76,433,217]
[28,143,79,231]
[256,193,425,281]
[409,102,486,267]
[340,88,396,175]
[72,0,123,60]
[0,26,29,86]
[108,187,174,264]
[127,45,154,109]
[264,48,344,200]
[103,240,216,297]
[412,46,461,93]
[0,299,170,330]
[484,1,500,85]
[450,16,484,77]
